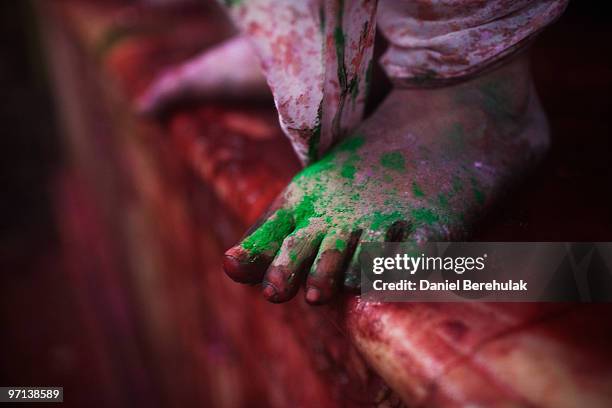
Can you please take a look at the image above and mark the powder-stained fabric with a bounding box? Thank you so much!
[225,0,567,162]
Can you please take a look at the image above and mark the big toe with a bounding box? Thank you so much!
[223,207,295,284]
[223,246,273,284]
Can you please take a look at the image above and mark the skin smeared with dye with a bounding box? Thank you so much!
[131,0,567,307]
[241,208,294,254]
[380,152,406,172]
[224,54,551,304]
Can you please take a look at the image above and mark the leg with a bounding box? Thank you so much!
[225,0,568,304]
[224,0,377,163]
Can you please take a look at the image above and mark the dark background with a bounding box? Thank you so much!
[0,0,611,402]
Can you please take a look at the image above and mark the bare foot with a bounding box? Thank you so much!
[224,54,549,304]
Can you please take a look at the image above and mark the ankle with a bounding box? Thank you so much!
[464,52,533,117]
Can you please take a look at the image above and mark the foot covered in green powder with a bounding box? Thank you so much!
[224,54,550,304]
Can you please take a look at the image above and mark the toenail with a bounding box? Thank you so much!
[223,253,243,279]
[306,287,321,304]
[262,283,278,301]
[223,248,271,284]
[223,253,255,283]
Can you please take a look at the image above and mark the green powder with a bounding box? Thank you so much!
[411,208,439,226]
[335,239,347,251]
[437,193,449,209]
[370,211,403,230]
[341,162,357,179]
[412,181,425,198]
[337,135,365,180]
[293,194,318,230]
[295,135,364,183]
[241,209,294,254]
[336,134,365,153]
[293,153,334,182]
[380,152,405,171]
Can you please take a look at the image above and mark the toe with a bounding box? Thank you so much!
[344,218,413,290]
[344,229,387,291]
[223,247,274,284]
[223,207,294,284]
[385,220,413,242]
[262,226,324,303]
[305,230,359,304]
